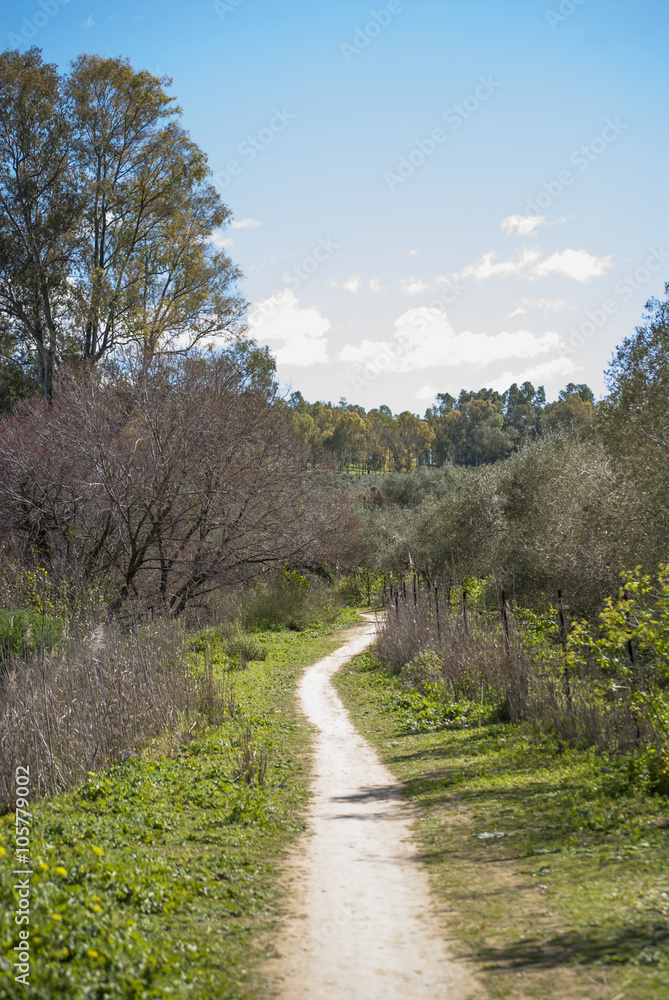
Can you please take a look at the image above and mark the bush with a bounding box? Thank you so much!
[378,580,666,759]
[0,607,62,663]
[225,635,269,667]
[243,569,342,632]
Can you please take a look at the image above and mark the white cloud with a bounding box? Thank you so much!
[415,384,438,400]
[84,14,94,27]
[369,277,389,295]
[211,231,234,249]
[443,247,612,284]
[536,248,613,282]
[508,298,568,317]
[502,214,546,236]
[230,217,261,229]
[400,276,429,296]
[247,289,329,366]
[342,275,362,294]
[456,248,542,281]
[489,357,578,393]
[340,307,561,372]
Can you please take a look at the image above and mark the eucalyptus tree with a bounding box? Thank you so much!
[0,48,243,401]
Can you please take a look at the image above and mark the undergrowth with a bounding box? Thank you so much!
[0,623,353,1000]
[336,651,669,1000]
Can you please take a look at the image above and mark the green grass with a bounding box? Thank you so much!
[0,623,355,1000]
[335,652,669,1000]
[0,607,63,664]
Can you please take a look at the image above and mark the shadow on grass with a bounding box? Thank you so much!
[476,922,669,970]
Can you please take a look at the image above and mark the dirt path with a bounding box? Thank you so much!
[266,620,482,1000]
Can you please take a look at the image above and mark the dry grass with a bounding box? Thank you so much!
[0,620,235,811]
[378,584,651,751]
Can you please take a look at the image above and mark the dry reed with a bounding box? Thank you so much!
[0,620,234,812]
[378,582,651,751]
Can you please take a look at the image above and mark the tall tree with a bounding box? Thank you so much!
[0,49,244,402]
[0,48,79,399]
[600,285,669,557]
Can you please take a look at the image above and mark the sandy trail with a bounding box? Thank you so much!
[266,620,481,1000]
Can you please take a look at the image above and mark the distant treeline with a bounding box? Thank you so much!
[288,381,595,471]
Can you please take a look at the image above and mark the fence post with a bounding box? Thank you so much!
[462,589,468,635]
[557,589,572,710]
[623,589,641,743]
[501,589,510,656]
[434,586,441,639]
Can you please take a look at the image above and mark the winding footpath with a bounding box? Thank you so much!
[266,619,482,1000]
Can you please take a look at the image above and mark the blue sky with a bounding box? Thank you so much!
[7,0,669,411]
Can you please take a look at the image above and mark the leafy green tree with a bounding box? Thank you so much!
[503,381,545,444]
[541,384,596,435]
[600,286,669,566]
[0,49,243,402]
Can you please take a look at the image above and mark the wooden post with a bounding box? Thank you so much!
[413,573,417,607]
[435,586,441,638]
[623,590,640,743]
[558,589,572,710]
[462,589,468,634]
[501,589,510,656]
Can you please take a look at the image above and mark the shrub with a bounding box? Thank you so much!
[243,569,342,632]
[0,607,62,663]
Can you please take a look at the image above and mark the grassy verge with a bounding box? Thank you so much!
[335,652,669,1000]
[0,622,357,1000]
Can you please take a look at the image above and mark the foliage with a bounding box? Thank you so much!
[336,656,669,999]
[600,284,669,567]
[567,565,669,789]
[243,568,344,632]
[289,380,596,474]
[353,432,647,616]
[0,608,62,664]
[0,48,244,403]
